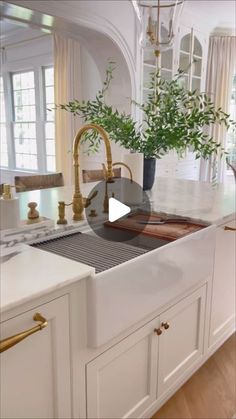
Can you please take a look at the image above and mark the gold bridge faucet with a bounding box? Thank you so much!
[72,123,114,221]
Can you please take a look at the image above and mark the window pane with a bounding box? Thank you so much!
[46,86,54,104]
[47,155,56,172]
[45,122,54,138]
[44,67,55,172]
[46,107,54,121]
[46,139,55,155]
[45,67,54,86]
[0,77,8,167]
[12,71,37,170]
[226,74,236,180]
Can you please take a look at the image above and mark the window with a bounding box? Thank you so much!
[225,74,236,182]
[44,67,56,172]
[0,67,56,173]
[12,71,37,170]
[0,77,8,167]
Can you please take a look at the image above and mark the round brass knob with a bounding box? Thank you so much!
[154,328,162,335]
[161,322,170,330]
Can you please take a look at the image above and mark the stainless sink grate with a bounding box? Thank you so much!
[31,232,148,273]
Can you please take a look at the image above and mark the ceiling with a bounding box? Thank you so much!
[184,0,235,31]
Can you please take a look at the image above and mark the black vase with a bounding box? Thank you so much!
[143,158,156,190]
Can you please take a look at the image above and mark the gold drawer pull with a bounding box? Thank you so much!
[224,226,236,231]
[161,322,170,330]
[0,313,47,353]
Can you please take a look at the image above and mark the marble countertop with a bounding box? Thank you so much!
[1,178,235,315]
[1,244,94,313]
[17,177,236,226]
[148,178,235,225]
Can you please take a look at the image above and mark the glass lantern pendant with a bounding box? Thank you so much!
[140,0,185,56]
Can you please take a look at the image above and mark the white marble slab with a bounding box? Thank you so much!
[148,178,235,225]
[0,244,94,313]
[16,178,235,226]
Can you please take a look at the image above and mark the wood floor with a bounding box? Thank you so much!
[152,333,236,419]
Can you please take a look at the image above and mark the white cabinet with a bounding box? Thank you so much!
[86,285,206,419]
[0,295,71,419]
[86,317,158,419]
[209,220,236,348]
[157,286,206,397]
[175,25,207,92]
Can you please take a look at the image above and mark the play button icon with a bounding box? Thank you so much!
[84,177,151,242]
[108,197,131,222]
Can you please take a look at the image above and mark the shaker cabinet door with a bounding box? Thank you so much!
[157,286,206,398]
[209,220,236,347]
[0,295,71,419]
[86,317,159,419]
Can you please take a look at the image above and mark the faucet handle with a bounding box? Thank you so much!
[83,190,98,208]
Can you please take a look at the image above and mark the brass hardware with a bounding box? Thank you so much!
[102,162,133,183]
[2,184,12,200]
[0,312,47,353]
[57,201,69,224]
[27,202,40,220]
[224,226,236,231]
[154,328,162,335]
[73,124,113,221]
[101,161,132,213]
[26,201,42,224]
[112,162,133,182]
[84,190,98,209]
[89,209,98,217]
[161,322,170,330]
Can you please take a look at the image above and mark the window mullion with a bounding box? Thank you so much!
[3,72,15,170]
[34,67,46,173]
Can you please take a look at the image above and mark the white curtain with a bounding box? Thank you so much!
[54,34,82,185]
[199,36,236,183]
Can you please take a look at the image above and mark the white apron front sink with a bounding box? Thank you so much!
[86,225,216,347]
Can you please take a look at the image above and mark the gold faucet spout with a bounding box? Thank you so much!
[72,123,113,221]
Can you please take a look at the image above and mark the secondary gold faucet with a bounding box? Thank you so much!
[72,123,114,220]
[102,162,133,213]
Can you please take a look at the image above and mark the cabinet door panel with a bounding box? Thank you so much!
[87,318,158,419]
[209,220,236,346]
[158,286,206,397]
[0,296,71,419]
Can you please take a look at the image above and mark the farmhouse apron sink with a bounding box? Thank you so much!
[32,223,216,347]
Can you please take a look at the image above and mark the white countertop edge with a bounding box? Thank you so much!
[1,269,95,314]
[1,246,95,314]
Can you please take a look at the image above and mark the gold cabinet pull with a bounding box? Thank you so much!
[224,226,236,231]
[161,322,170,330]
[154,328,162,335]
[0,313,47,353]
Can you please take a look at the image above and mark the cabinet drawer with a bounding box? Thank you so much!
[0,295,71,419]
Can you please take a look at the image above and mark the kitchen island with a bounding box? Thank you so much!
[0,178,235,419]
